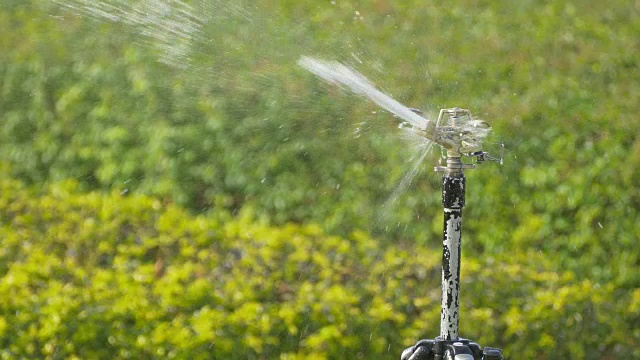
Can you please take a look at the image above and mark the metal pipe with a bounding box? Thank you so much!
[439,156,466,341]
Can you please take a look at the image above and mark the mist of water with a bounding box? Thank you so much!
[53,0,251,68]
[297,56,445,217]
[51,1,483,218]
[384,128,434,206]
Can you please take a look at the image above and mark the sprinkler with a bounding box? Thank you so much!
[401,108,503,360]
[298,57,505,360]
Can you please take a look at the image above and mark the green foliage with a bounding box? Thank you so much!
[0,176,637,359]
[1,0,640,359]
[3,1,638,264]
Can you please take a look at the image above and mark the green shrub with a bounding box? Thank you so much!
[0,175,637,359]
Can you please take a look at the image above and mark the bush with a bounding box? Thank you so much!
[0,175,637,359]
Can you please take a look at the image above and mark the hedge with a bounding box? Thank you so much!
[1,175,637,359]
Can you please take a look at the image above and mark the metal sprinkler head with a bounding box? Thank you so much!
[423,107,503,172]
[434,108,490,155]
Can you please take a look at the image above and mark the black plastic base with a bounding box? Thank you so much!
[401,337,503,360]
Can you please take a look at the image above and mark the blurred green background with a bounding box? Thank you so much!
[1,0,639,359]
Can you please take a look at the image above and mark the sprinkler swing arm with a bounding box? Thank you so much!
[400,108,504,360]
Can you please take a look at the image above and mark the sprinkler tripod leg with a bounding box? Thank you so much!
[401,337,502,360]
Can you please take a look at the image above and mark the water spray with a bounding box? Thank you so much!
[299,57,504,360]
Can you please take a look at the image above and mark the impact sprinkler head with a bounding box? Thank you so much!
[433,108,490,156]
[428,108,502,172]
